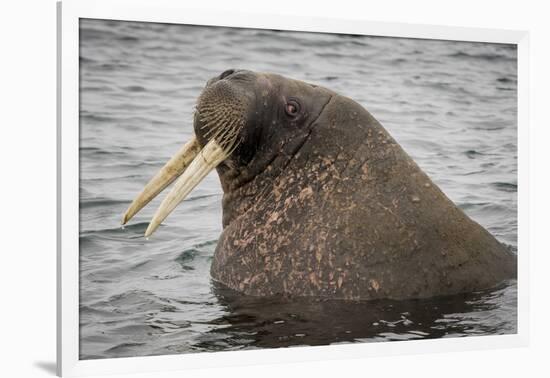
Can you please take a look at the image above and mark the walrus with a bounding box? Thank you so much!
[122,69,517,301]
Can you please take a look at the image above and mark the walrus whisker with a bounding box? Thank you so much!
[215,119,240,147]
[202,123,221,138]
[204,120,230,141]
[223,121,245,148]
[201,115,243,153]
[199,117,221,132]
[201,108,242,132]
[221,133,238,152]
[200,109,227,127]
[201,116,231,136]
[224,135,243,156]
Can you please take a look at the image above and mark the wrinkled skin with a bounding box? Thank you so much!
[193,69,517,300]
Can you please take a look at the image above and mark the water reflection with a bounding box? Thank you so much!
[194,280,517,351]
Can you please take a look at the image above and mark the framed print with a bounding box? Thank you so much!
[58,0,529,376]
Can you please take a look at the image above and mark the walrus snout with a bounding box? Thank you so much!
[194,77,250,150]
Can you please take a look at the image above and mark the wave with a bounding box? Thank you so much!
[79,147,128,157]
[175,250,197,271]
[122,85,147,92]
[80,113,117,123]
[464,150,487,159]
[491,182,517,192]
[497,77,516,83]
[80,221,150,237]
[105,342,146,353]
[80,198,129,209]
[79,56,97,64]
[448,51,516,62]
[117,35,140,42]
[80,27,140,43]
[81,85,115,92]
[98,62,132,71]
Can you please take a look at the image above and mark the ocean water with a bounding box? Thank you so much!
[79,19,518,359]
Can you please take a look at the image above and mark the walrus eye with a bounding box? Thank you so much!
[285,99,301,117]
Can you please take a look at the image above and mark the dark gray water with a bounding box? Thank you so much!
[79,19,518,359]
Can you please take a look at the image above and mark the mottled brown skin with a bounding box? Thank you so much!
[194,69,517,300]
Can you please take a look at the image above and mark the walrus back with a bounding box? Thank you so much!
[306,94,517,299]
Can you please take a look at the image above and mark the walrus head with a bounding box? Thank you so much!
[122,69,334,235]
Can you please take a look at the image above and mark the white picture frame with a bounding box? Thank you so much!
[57,0,530,376]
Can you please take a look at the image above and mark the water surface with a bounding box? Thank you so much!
[79,19,518,359]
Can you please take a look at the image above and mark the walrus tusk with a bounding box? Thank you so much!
[144,139,228,237]
[121,136,201,225]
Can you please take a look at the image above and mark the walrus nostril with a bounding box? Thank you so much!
[220,69,236,80]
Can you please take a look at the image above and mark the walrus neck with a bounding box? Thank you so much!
[218,127,314,228]
[217,93,335,228]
